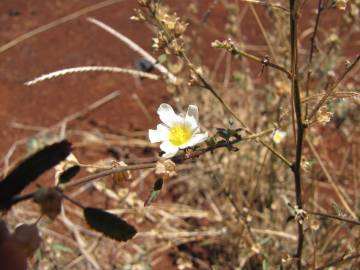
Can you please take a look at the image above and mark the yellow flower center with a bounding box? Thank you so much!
[168,125,192,146]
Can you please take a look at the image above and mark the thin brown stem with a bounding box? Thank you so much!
[315,253,360,270]
[306,137,358,219]
[307,54,360,121]
[230,46,292,78]
[305,0,323,119]
[308,211,360,226]
[64,163,157,189]
[289,0,304,268]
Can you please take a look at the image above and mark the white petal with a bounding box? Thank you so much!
[272,130,287,144]
[184,116,197,132]
[186,105,199,122]
[157,103,183,127]
[179,132,208,149]
[185,105,199,131]
[148,124,169,143]
[160,141,179,158]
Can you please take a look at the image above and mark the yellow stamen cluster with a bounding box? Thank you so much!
[168,125,191,146]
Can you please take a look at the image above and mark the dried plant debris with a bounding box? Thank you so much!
[83,207,137,242]
[0,140,72,210]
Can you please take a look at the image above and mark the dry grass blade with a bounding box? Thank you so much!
[0,0,125,54]
[307,137,358,219]
[24,66,159,85]
[87,17,177,83]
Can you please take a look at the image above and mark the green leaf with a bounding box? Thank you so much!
[83,207,137,242]
[51,243,74,253]
[144,178,163,206]
[331,202,344,217]
[262,259,269,270]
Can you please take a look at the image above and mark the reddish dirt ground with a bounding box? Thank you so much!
[0,1,176,269]
[0,0,170,157]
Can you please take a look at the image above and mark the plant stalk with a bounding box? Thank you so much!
[289,0,304,268]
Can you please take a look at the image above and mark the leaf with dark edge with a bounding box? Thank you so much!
[83,207,137,242]
[144,178,163,206]
[0,140,71,210]
[59,165,80,184]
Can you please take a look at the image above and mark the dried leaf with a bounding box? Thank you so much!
[0,140,71,210]
[83,207,137,242]
[33,188,62,220]
[0,220,10,243]
[0,239,27,270]
[13,223,42,258]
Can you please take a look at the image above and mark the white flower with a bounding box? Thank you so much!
[272,130,287,144]
[149,103,208,158]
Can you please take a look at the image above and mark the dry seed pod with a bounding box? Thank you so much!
[155,159,177,181]
[12,223,42,258]
[33,188,62,220]
[112,161,132,183]
[316,106,333,126]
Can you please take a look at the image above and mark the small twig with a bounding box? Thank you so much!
[248,3,277,64]
[201,0,219,24]
[306,137,358,219]
[64,163,157,189]
[60,207,101,270]
[229,44,292,78]
[307,54,360,121]
[239,0,289,12]
[315,253,360,270]
[305,0,323,118]
[308,211,360,226]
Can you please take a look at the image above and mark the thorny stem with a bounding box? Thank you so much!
[289,0,304,268]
